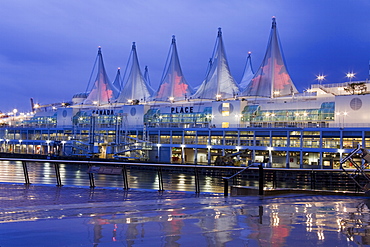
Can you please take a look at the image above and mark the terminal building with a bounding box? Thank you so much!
[1,17,370,169]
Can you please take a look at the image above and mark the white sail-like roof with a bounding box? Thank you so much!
[116,42,154,103]
[242,17,298,98]
[84,47,119,105]
[192,28,239,100]
[239,52,254,91]
[154,36,193,102]
[112,67,122,91]
[143,66,151,87]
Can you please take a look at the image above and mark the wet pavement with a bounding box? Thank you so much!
[0,183,369,246]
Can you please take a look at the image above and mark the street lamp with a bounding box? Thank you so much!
[180,144,185,164]
[346,72,355,83]
[156,144,161,163]
[316,74,325,85]
[207,145,212,165]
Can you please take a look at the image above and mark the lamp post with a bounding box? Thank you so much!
[316,75,325,85]
[346,72,355,83]
[181,144,185,164]
[336,111,348,128]
[156,144,161,163]
[207,145,212,165]
[267,147,273,167]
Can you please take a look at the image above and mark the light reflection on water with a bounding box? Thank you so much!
[1,194,370,246]
[3,161,370,245]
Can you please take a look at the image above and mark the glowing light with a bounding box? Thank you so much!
[346,72,355,79]
[267,147,273,151]
[180,144,185,148]
[169,96,175,102]
[156,144,161,147]
[207,145,212,149]
[316,74,325,82]
[216,94,222,100]
[338,149,344,154]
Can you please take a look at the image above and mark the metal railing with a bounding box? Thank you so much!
[0,157,366,196]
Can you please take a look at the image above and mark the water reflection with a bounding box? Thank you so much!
[2,193,370,246]
[80,196,370,246]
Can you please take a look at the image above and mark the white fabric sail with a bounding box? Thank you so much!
[154,36,193,102]
[143,66,151,86]
[112,67,122,91]
[242,17,298,98]
[192,28,239,100]
[239,52,254,91]
[116,42,154,103]
[84,47,119,105]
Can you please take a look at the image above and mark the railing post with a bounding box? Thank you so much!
[194,167,200,193]
[122,165,129,190]
[157,167,164,191]
[259,163,264,195]
[54,163,63,186]
[223,178,229,197]
[22,161,30,184]
[88,165,95,188]
[311,170,315,190]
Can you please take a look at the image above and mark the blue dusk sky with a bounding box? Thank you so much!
[0,0,369,112]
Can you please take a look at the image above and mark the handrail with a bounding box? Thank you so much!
[222,166,250,180]
[222,165,254,197]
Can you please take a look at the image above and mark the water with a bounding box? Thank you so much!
[1,161,370,246]
[0,190,369,246]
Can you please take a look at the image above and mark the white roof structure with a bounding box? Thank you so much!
[112,67,122,91]
[143,66,151,87]
[192,28,240,100]
[242,17,298,98]
[84,47,119,105]
[239,52,254,91]
[116,42,154,103]
[153,36,193,102]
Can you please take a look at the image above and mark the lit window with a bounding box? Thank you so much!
[222,122,229,128]
[222,103,230,116]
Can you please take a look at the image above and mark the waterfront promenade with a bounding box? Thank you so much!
[0,182,369,246]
